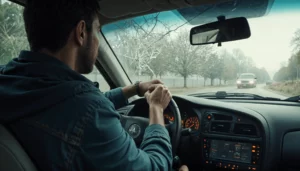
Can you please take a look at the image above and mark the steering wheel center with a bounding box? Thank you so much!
[128,123,142,138]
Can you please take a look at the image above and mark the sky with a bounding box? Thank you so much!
[219,12,300,78]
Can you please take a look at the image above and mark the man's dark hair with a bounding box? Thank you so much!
[24,0,101,52]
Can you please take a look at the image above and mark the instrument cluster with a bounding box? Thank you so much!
[164,110,200,131]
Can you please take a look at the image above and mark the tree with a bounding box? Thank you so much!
[122,35,162,77]
[291,29,300,53]
[107,14,180,81]
[147,43,170,79]
[168,31,207,87]
[141,34,172,79]
[280,61,288,68]
[232,48,248,75]
[248,67,270,83]
[274,67,289,82]
[110,28,166,80]
[219,49,237,84]
[245,56,255,72]
[200,53,222,86]
[279,29,300,81]
[287,52,300,80]
[273,53,300,82]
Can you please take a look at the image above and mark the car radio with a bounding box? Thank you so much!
[202,138,261,171]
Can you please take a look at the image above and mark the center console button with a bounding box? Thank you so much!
[207,114,212,120]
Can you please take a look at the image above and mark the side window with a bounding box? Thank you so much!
[0,2,29,65]
[82,66,111,92]
[0,2,110,92]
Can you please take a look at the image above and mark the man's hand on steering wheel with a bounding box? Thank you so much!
[145,84,189,171]
[145,84,171,109]
[138,80,163,96]
[144,84,171,126]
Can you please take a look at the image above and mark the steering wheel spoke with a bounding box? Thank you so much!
[165,123,175,133]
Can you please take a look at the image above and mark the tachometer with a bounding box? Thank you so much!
[184,117,200,130]
[164,113,174,122]
[164,113,185,125]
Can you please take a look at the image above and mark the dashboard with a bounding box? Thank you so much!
[119,95,300,171]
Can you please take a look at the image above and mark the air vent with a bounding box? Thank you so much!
[213,114,233,121]
[211,122,231,133]
[233,124,257,136]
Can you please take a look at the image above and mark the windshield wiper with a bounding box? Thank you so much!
[284,95,300,102]
[189,91,281,101]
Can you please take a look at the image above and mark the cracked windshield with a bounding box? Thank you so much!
[1,0,299,99]
[102,0,300,99]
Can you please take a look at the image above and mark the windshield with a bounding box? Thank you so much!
[102,0,300,99]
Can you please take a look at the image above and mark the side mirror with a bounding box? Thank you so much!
[190,17,251,45]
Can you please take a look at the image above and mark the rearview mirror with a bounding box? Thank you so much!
[190,17,251,45]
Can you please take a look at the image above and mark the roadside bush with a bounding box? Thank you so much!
[269,80,300,96]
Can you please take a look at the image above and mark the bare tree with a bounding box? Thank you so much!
[146,38,171,79]
[168,32,199,87]
[168,31,217,87]
[108,25,171,81]
[107,13,186,81]
[232,48,248,75]
[218,50,236,84]
[200,52,223,86]
[291,29,300,53]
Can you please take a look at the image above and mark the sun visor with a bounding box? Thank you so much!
[98,0,230,19]
[175,0,275,25]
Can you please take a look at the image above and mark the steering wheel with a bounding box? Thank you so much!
[120,99,182,156]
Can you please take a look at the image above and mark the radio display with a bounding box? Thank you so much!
[209,140,252,164]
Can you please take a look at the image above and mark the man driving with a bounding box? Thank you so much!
[0,0,188,170]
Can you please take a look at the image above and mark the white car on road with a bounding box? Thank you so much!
[236,73,257,88]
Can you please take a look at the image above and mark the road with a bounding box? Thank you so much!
[189,84,288,99]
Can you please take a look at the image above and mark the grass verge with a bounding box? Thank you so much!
[267,80,300,96]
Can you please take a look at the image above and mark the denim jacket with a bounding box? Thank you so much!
[0,51,172,171]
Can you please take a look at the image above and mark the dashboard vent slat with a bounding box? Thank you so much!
[233,123,257,136]
[213,114,233,121]
[211,122,231,133]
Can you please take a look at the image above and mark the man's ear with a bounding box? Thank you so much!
[74,20,86,47]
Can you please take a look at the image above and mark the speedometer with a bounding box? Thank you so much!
[184,116,200,130]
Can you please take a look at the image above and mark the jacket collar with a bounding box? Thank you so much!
[3,50,92,83]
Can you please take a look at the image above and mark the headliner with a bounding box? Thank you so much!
[8,0,235,25]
